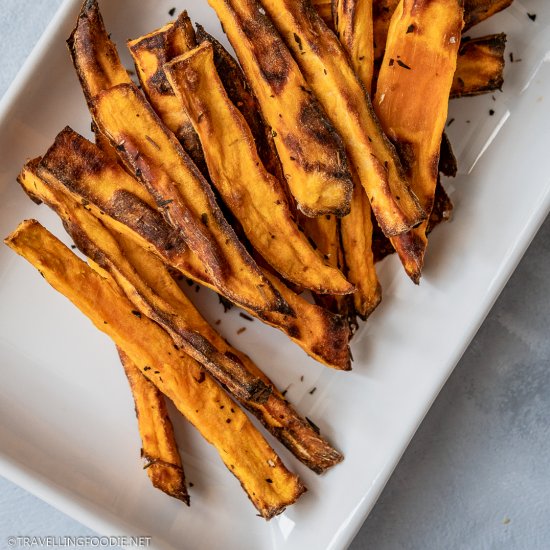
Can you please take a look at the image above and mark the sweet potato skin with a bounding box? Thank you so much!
[451,33,506,98]
[164,43,352,295]
[259,0,426,237]
[207,0,354,217]
[375,0,464,281]
[5,220,305,519]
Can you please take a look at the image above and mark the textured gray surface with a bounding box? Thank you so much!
[0,1,549,549]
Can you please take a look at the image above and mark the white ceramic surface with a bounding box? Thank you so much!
[0,1,549,549]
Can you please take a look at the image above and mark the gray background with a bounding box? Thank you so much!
[0,1,548,549]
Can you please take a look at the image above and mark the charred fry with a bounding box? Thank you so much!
[91,83,288,314]
[463,0,513,31]
[127,13,208,174]
[451,33,506,98]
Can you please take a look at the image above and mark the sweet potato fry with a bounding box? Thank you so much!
[194,25,286,191]
[164,43,352,295]
[375,0,463,282]
[258,0,425,237]
[91,83,288,314]
[5,220,305,519]
[116,233,344,473]
[67,0,131,106]
[463,0,513,31]
[312,0,335,28]
[340,180,382,319]
[127,13,207,175]
[207,0,353,217]
[120,351,189,504]
[451,33,506,98]
[333,0,375,94]
[19,160,344,471]
[36,129,350,369]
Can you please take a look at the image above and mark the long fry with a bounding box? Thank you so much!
[258,0,425,238]
[116,233,344,473]
[5,220,305,519]
[19,161,271,403]
[164,43,352,295]
[207,0,353,217]
[375,0,463,282]
[127,12,207,175]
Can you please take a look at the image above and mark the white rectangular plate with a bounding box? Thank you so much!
[0,1,549,549]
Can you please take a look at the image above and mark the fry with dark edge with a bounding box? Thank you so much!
[164,42,353,295]
[311,0,335,28]
[67,0,132,155]
[375,0,464,282]
[127,12,207,174]
[333,0,375,94]
[463,0,513,31]
[120,351,189,504]
[91,82,288,315]
[258,0,426,237]
[19,161,272,403]
[4,220,305,519]
[451,33,506,98]
[207,0,354,217]
[67,0,131,107]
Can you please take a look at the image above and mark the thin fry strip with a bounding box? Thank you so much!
[116,233,344,473]
[127,13,207,175]
[375,0,463,282]
[208,0,353,217]
[164,43,352,295]
[333,0,375,94]
[451,33,506,98]
[340,179,382,320]
[37,129,350,369]
[5,220,305,519]
[19,161,271,403]
[258,0,425,237]
[120,351,189,504]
